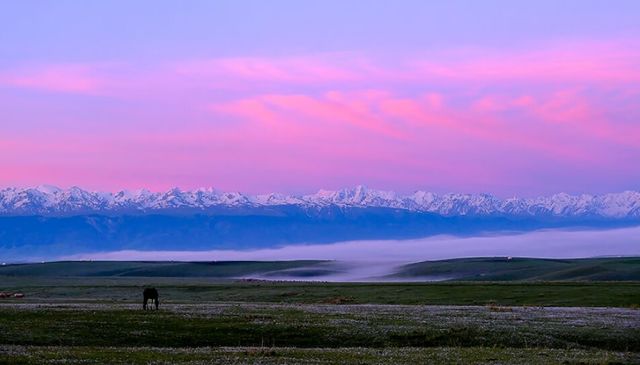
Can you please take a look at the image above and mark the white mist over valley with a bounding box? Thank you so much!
[60,226,640,281]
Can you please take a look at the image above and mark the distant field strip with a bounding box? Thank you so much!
[1,278,638,307]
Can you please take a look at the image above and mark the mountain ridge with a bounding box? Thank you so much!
[1,185,639,218]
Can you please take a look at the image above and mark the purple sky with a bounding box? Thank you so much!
[1,1,639,197]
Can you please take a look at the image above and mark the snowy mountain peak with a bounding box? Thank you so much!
[35,184,62,194]
[0,185,639,218]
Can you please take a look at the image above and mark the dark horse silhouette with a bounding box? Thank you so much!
[143,288,159,310]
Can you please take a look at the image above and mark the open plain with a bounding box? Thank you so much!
[1,262,639,364]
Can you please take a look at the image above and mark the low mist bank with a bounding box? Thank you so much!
[64,226,640,261]
[54,226,640,281]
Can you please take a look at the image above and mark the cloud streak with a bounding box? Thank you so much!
[0,64,110,94]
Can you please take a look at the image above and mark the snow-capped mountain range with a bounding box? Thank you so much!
[1,185,639,218]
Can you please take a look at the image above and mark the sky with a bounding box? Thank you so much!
[1,1,639,197]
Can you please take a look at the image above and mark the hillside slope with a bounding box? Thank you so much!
[0,260,327,278]
[1,257,639,281]
[393,257,640,281]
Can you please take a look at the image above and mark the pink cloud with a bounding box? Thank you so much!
[212,91,407,140]
[170,39,640,88]
[469,90,640,149]
[411,40,640,84]
[175,54,369,85]
[0,64,108,94]
[210,90,619,170]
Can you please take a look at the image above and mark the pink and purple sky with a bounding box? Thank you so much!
[1,0,639,197]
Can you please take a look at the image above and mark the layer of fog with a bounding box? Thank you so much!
[62,226,640,281]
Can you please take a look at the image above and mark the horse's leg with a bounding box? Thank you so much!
[155,298,159,310]
[143,297,147,310]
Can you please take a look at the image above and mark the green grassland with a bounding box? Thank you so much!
[1,259,639,364]
[0,303,638,364]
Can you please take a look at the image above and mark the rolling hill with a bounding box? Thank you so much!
[0,260,328,278]
[1,257,639,281]
[393,257,640,281]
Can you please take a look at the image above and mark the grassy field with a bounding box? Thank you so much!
[0,302,638,364]
[1,262,640,364]
[2,303,639,349]
[3,345,637,365]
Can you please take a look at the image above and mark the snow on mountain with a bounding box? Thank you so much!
[252,193,304,206]
[0,185,639,218]
[302,186,401,208]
